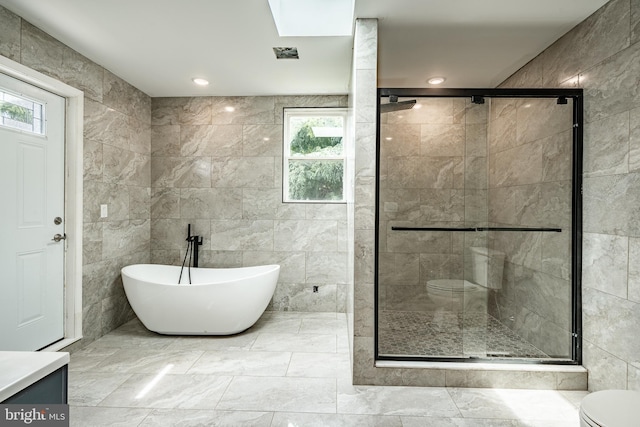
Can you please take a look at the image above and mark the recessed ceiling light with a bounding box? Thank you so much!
[224,106,235,112]
[428,77,446,85]
[192,78,209,86]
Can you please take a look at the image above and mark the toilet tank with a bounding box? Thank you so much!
[469,247,505,289]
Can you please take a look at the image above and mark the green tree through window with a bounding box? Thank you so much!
[0,101,33,125]
[284,109,347,202]
[290,118,343,155]
[288,160,344,201]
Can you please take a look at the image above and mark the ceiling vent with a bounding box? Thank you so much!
[273,47,299,59]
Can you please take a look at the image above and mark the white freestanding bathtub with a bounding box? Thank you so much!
[121,264,280,335]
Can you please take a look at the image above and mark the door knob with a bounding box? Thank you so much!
[52,233,67,242]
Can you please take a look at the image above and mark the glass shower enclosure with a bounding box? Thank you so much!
[375,88,582,364]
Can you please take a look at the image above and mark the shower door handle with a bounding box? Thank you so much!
[51,233,67,242]
[391,226,562,232]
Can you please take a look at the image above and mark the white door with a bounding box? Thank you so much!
[0,73,65,351]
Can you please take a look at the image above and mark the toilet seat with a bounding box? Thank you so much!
[426,279,482,294]
[580,390,640,427]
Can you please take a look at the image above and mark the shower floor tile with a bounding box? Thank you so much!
[378,310,548,359]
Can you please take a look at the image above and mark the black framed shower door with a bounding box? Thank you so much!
[374,88,583,365]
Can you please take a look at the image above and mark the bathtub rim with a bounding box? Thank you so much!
[121,263,280,286]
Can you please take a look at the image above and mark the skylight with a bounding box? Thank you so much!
[267,0,355,37]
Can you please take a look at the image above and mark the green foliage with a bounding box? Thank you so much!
[290,118,343,156]
[0,101,33,125]
[288,160,344,201]
[287,116,344,201]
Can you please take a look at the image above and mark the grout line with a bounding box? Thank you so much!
[212,375,235,411]
[183,348,207,375]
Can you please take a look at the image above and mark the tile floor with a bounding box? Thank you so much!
[68,311,587,426]
[378,311,549,359]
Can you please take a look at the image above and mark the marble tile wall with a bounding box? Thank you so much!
[486,97,574,358]
[351,18,379,385]
[500,0,640,391]
[0,6,151,349]
[149,95,348,313]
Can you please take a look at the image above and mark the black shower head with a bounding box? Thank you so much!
[380,97,417,113]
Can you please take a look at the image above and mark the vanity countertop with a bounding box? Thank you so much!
[0,351,70,402]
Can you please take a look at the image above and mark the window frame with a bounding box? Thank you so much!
[0,88,46,136]
[282,107,348,204]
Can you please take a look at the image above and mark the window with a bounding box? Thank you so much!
[283,108,348,203]
[0,89,45,135]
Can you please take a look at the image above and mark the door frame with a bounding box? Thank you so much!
[374,87,583,365]
[0,55,83,351]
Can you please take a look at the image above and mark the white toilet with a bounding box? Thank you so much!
[426,247,505,312]
[579,390,640,426]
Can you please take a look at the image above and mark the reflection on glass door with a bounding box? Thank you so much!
[377,92,578,362]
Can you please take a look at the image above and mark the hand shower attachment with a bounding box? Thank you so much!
[178,223,203,284]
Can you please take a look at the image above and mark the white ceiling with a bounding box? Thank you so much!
[0,0,610,97]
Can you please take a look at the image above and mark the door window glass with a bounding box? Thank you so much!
[0,90,45,135]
